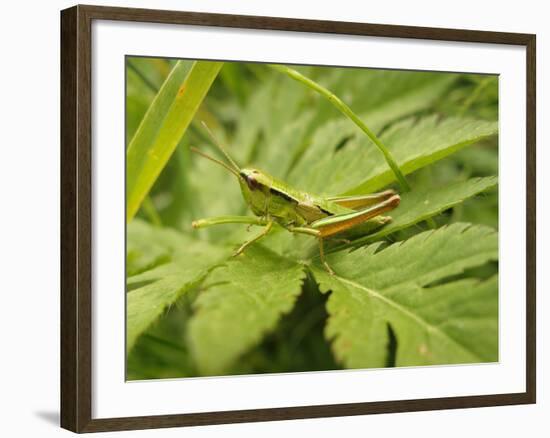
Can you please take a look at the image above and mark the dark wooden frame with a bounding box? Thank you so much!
[61,4,536,433]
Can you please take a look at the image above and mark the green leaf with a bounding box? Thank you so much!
[126,220,231,353]
[360,176,498,243]
[127,61,223,222]
[219,63,248,106]
[230,79,273,164]
[312,223,498,368]
[231,73,308,165]
[343,116,498,195]
[291,116,497,196]
[187,245,306,375]
[288,73,457,189]
[321,68,458,125]
[126,222,170,277]
[272,65,411,192]
[256,111,314,177]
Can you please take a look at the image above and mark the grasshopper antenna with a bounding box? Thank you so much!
[200,121,240,172]
[190,146,240,178]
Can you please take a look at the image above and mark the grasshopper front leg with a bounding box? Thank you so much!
[234,221,273,256]
[192,215,269,229]
[192,215,274,257]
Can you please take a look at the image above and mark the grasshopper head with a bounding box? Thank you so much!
[239,168,271,192]
[237,168,273,215]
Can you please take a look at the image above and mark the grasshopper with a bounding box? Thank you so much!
[191,123,400,274]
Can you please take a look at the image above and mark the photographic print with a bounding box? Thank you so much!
[61,6,536,431]
[125,57,499,380]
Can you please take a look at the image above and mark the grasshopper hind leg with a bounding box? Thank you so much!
[286,225,336,275]
[318,237,335,275]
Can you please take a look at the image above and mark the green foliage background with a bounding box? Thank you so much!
[125,57,499,380]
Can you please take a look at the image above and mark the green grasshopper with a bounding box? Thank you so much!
[191,123,400,274]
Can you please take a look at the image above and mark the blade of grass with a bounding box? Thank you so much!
[458,76,497,117]
[127,59,159,93]
[141,196,162,227]
[270,64,411,192]
[127,61,224,222]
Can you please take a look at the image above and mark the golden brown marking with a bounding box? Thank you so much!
[318,195,400,238]
[331,190,397,210]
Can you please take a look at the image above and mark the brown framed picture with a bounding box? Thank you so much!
[60,4,536,433]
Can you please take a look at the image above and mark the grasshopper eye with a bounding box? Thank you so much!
[246,175,259,190]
